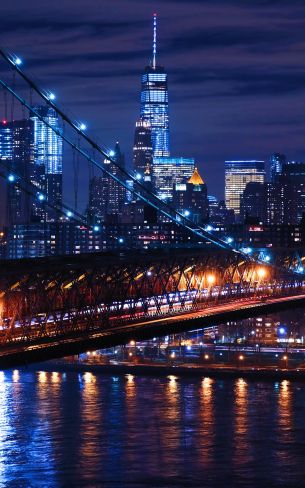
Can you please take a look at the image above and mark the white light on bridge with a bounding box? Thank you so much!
[79,123,87,131]
[48,92,56,101]
[14,57,22,66]
[8,174,15,182]
[37,193,45,201]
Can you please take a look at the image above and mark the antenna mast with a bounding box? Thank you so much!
[152,13,157,69]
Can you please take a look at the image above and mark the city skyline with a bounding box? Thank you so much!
[1,1,305,198]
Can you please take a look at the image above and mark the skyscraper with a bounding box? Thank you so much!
[225,160,265,216]
[88,142,126,223]
[270,153,286,183]
[0,118,34,225]
[31,106,63,221]
[140,14,170,157]
[133,119,153,175]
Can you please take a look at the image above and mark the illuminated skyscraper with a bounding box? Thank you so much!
[270,153,286,183]
[31,106,63,220]
[0,118,34,225]
[140,14,170,157]
[225,160,265,216]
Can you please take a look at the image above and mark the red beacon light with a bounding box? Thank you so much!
[2,120,7,125]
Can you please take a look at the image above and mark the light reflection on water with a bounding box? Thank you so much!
[0,370,304,486]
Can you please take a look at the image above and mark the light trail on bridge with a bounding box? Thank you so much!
[0,291,305,368]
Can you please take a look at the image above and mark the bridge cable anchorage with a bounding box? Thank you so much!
[0,48,303,276]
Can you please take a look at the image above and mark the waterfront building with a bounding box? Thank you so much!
[225,160,265,217]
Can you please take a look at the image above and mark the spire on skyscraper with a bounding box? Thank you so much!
[152,13,157,70]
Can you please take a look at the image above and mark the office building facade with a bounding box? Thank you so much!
[225,160,265,216]
[153,157,195,200]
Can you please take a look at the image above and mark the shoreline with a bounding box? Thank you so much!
[22,360,305,381]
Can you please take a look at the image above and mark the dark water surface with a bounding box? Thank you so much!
[1,369,305,487]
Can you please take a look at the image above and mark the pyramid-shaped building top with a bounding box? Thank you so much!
[188,167,204,185]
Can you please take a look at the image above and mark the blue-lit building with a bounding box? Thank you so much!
[270,153,286,183]
[31,106,63,221]
[140,14,170,157]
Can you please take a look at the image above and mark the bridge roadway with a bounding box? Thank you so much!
[0,292,305,369]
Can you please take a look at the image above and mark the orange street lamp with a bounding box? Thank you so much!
[207,274,216,286]
[204,354,209,360]
[239,355,244,361]
[257,267,267,279]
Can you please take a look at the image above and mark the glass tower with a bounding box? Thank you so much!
[225,160,265,216]
[31,106,63,220]
[140,14,170,157]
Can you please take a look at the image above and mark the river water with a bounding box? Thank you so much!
[1,368,305,487]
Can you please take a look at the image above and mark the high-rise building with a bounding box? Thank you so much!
[140,14,170,157]
[240,182,266,223]
[133,119,153,176]
[153,157,195,200]
[31,106,63,221]
[173,167,209,224]
[281,162,305,221]
[225,160,265,217]
[88,142,126,223]
[270,153,286,183]
[0,118,35,225]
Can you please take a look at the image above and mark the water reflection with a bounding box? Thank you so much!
[199,377,214,468]
[233,378,253,467]
[78,372,101,484]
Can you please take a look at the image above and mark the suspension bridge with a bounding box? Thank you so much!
[0,49,304,367]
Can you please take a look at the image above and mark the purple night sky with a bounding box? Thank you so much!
[1,0,305,199]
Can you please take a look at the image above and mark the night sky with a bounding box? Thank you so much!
[1,0,305,199]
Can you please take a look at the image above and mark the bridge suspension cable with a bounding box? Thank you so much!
[0,48,302,276]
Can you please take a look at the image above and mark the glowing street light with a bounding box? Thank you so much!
[226,237,233,244]
[108,150,115,158]
[79,123,87,131]
[257,267,267,279]
[66,211,73,218]
[93,225,100,232]
[239,355,244,361]
[206,274,216,286]
[48,92,56,101]
[8,174,15,182]
[183,210,190,217]
[37,193,45,201]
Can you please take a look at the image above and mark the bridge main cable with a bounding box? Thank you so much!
[0,49,239,250]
